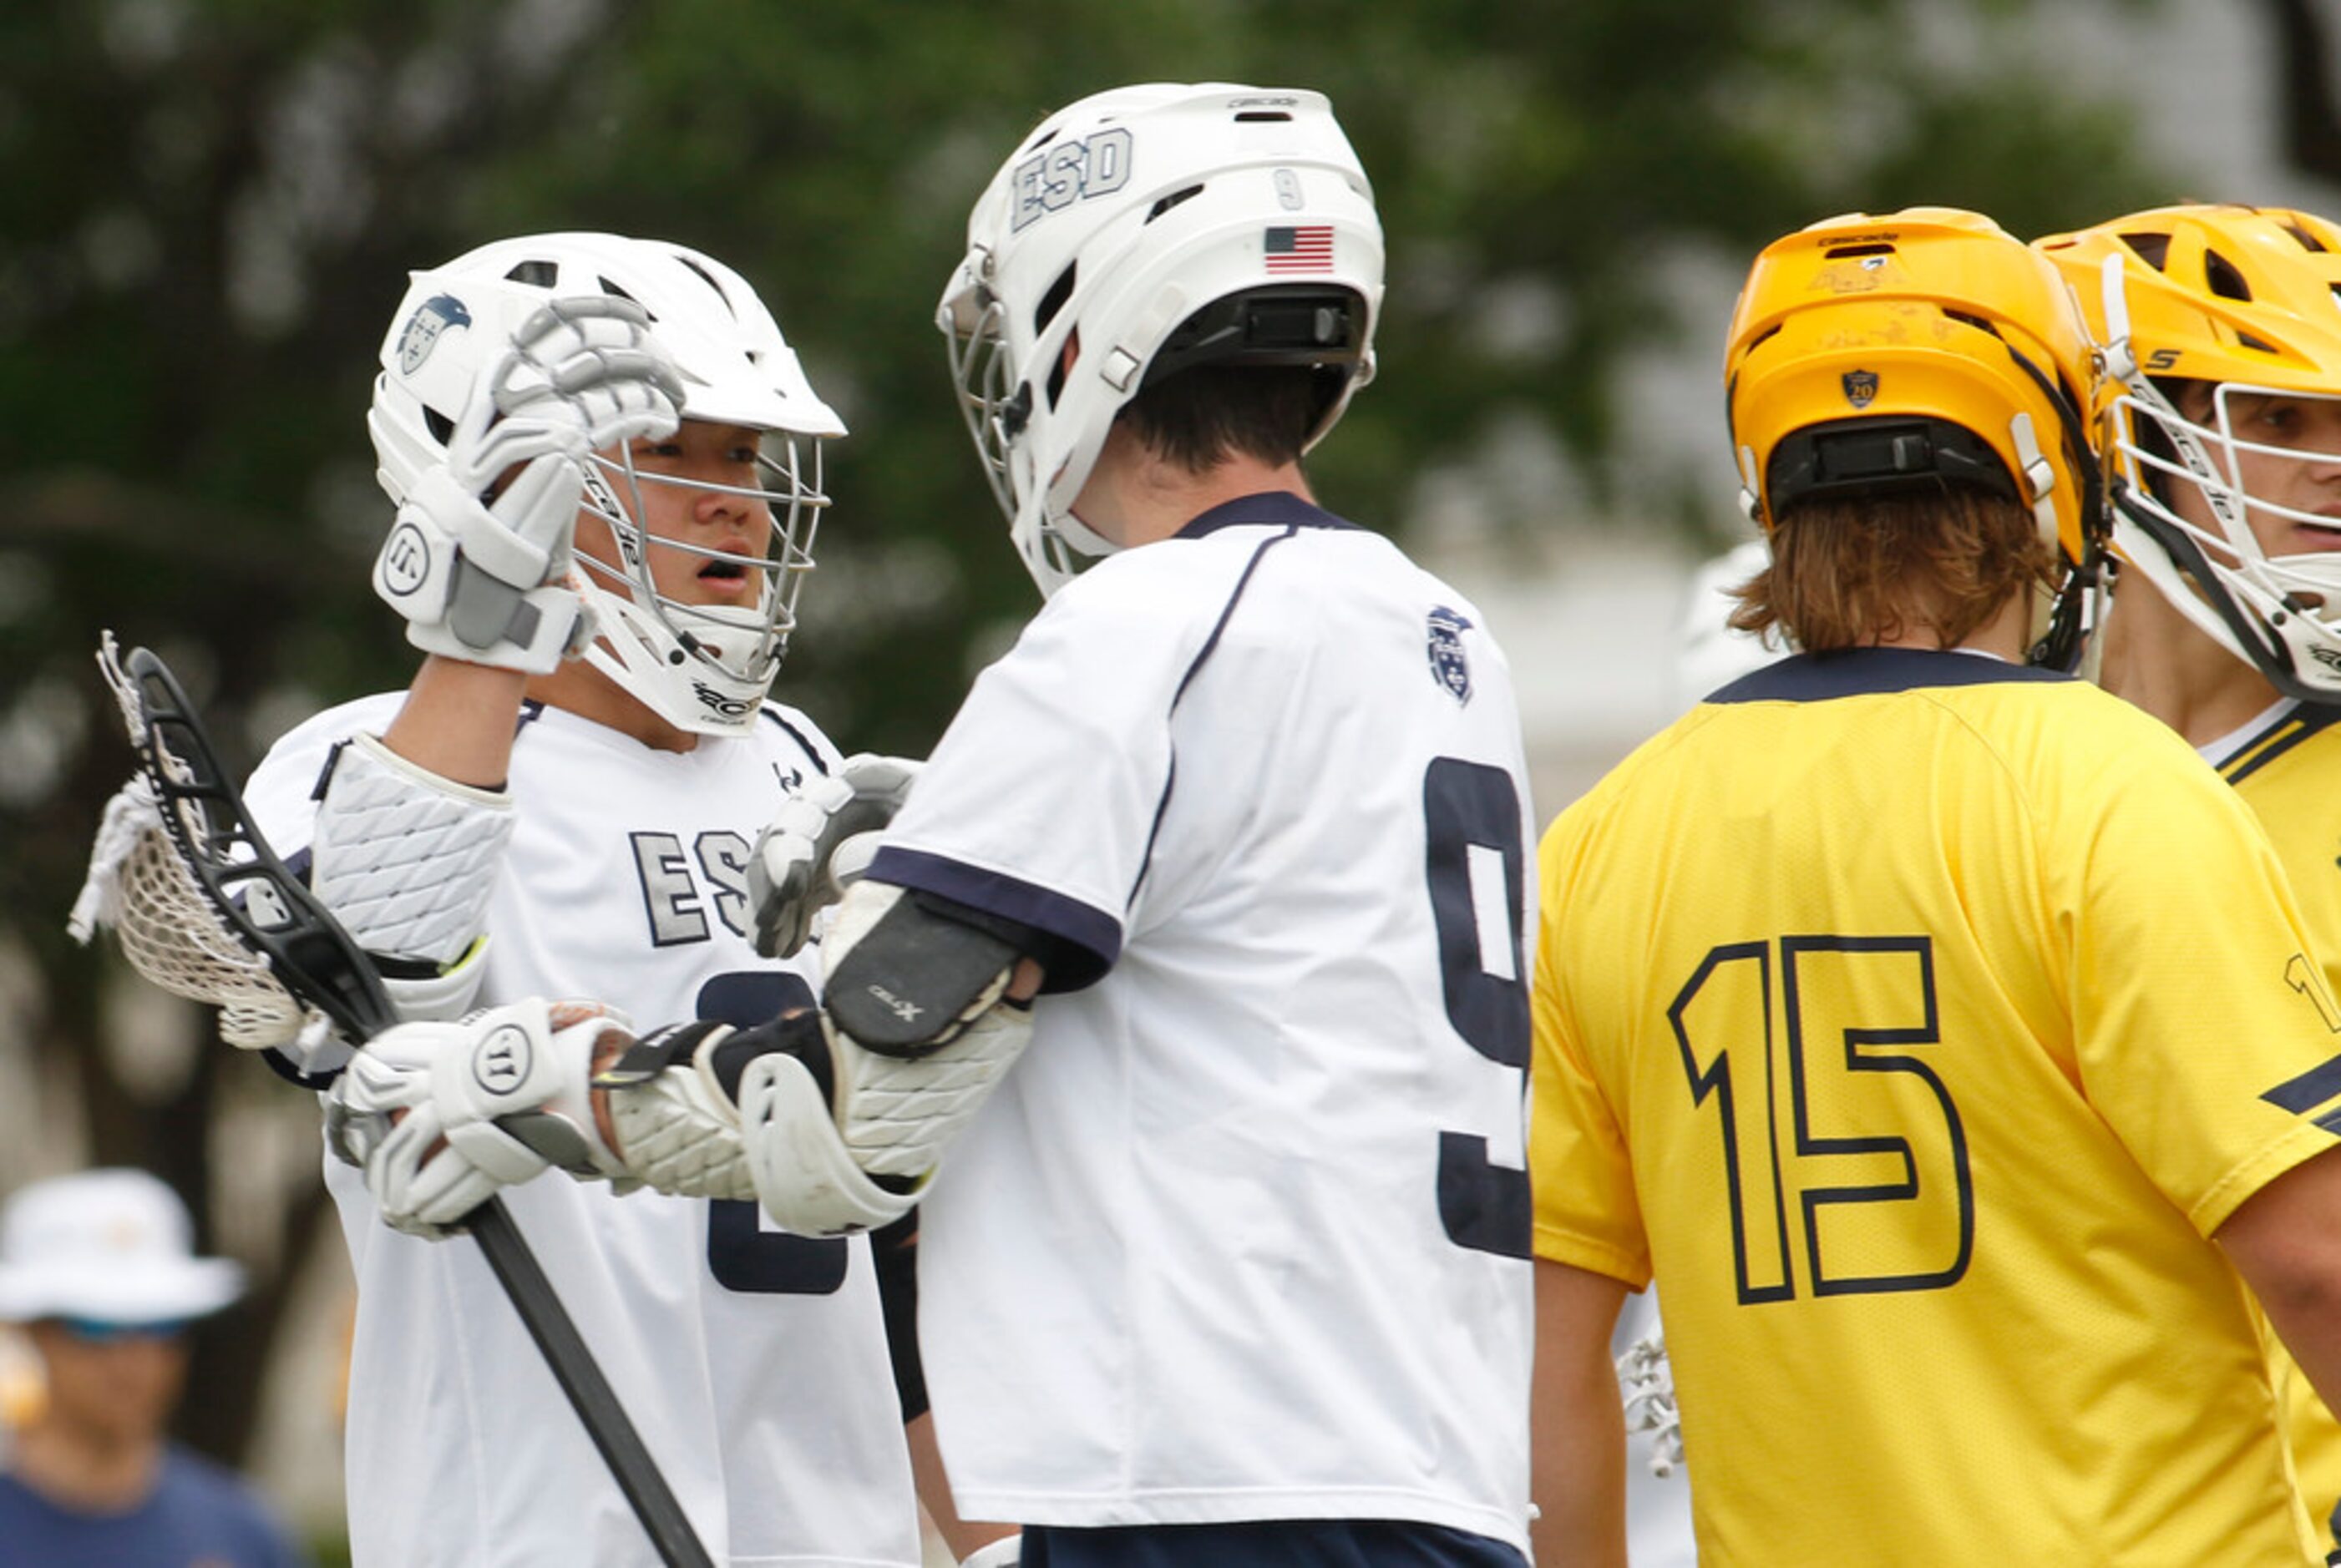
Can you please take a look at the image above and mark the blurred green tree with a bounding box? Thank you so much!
[0,0,2171,1498]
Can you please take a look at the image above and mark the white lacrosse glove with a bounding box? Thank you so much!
[372,297,683,673]
[324,997,635,1238]
[590,1009,936,1237]
[748,754,923,959]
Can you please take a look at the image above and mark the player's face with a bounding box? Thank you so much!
[576,419,775,609]
[2171,388,2341,559]
[28,1318,189,1444]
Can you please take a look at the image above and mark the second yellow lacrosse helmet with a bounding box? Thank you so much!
[2034,204,2341,700]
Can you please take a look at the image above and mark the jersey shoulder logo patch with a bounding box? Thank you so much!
[1426,605,1474,706]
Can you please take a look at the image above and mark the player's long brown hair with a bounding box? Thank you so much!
[1730,488,2057,653]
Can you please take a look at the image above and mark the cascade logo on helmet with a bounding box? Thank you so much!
[692,681,755,720]
[1011,129,1135,232]
[396,294,472,375]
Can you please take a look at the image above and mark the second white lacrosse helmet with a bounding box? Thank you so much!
[939,83,1384,596]
[369,232,845,736]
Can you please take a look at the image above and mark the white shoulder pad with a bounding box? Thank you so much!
[311,732,513,970]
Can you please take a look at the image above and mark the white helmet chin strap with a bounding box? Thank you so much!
[1009,482,1123,599]
[1051,503,1122,560]
[2095,253,2138,382]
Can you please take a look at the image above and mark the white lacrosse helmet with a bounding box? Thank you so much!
[939,83,1384,596]
[369,232,845,735]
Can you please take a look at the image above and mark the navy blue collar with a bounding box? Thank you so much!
[1708,647,2075,705]
[1174,490,1360,540]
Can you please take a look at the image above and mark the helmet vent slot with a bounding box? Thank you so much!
[424,407,455,446]
[1823,243,1894,260]
[596,276,651,317]
[2119,232,2171,271]
[1036,261,1077,334]
[675,255,736,317]
[2237,330,2279,353]
[2285,221,2330,254]
[2204,250,2252,301]
[504,260,559,286]
[1943,309,2002,339]
[1234,110,1292,122]
[1148,185,1205,223]
[1046,329,1078,411]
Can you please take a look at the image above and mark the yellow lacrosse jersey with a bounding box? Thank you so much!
[2221,701,2341,1549]
[1533,648,2341,1566]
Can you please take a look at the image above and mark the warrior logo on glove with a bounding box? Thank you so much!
[473,1023,534,1095]
[377,520,432,600]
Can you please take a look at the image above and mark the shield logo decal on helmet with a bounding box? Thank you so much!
[396,294,473,375]
[1842,368,1879,409]
[1426,606,1474,705]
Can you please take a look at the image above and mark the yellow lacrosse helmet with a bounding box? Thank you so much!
[1725,207,2100,569]
[2034,205,2341,698]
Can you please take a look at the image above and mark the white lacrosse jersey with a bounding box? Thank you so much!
[247,695,920,1568]
[869,493,1537,1553]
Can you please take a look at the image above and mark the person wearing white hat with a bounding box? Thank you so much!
[0,1168,307,1567]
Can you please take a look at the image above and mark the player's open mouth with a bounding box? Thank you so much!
[697,559,752,595]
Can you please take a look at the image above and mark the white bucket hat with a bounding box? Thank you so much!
[0,1169,243,1326]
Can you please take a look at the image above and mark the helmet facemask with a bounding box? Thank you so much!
[2100,372,2341,689]
[572,429,830,731]
[940,279,1111,589]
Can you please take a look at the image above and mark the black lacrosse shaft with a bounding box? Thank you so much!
[465,1200,713,1568]
[118,646,713,1568]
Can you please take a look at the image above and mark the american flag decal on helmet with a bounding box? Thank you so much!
[1265,225,1335,274]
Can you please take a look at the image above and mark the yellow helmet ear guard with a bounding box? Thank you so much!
[1723,207,2106,665]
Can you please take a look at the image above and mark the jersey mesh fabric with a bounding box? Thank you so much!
[874,494,1535,1551]
[248,695,920,1568]
[1533,649,2339,1565]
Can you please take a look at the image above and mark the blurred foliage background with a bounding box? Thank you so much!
[6,0,2323,1538]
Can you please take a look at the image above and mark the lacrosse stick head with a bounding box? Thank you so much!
[83,634,392,1045]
